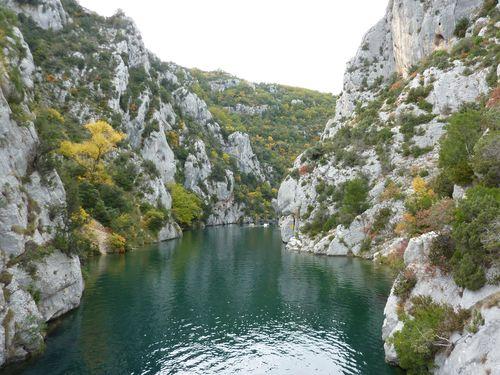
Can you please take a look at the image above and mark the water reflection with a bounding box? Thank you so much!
[7,226,398,375]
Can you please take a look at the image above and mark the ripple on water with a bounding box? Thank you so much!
[7,227,397,375]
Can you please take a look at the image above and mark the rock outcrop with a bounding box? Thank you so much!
[276,0,499,372]
[325,0,484,136]
[225,132,265,180]
[0,11,83,365]
[2,0,70,30]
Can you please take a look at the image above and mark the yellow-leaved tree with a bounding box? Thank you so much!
[59,121,126,183]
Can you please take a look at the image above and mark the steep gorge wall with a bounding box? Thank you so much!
[277,0,499,373]
[330,0,483,134]
[0,6,82,365]
[0,0,332,366]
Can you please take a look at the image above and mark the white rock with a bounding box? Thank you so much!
[2,0,71,31]
[279,215,297,243]
[435,306,500,375]
[427,64,490,115]
[158,221,182,242]
[32,251,84,321]
[224,132,264,180]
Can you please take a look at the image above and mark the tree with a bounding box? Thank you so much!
[169,184,202,228]
[451,185,500,290]
[337,177,370,226]
[59,121,126,183]
[472,130,500,187]
[439,109,483,185]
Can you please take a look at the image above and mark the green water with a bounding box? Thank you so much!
[8,226,399,374]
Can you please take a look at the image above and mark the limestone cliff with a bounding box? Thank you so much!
[277,0,499,373]
[0,6,83,366]
[0,0,333,366]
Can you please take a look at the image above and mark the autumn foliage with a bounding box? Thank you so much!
[59,121,126,183]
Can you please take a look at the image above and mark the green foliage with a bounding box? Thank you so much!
[337,177,371,227]
[399,113,436,142]
[429,234,454,273]
[451,185,499,290]
[393,269,416,301]
[406,85,433,105]
[372,207,392,234]
[478,0,498,17]
[453,18,469,38]
[432,172,454,198]
[169,183,202,228]
[304,177,371,236]
[190,69,336,186]
[143,209,168,234]
[439,108,484,185]
[472,130,500,187]
[391,296,470,375]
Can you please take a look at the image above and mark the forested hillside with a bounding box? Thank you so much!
[190,70,336,185]
[0,0,335,366]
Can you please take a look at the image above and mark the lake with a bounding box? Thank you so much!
[7,226,399,374]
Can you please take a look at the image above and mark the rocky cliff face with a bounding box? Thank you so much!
[0,0,333,366]
[0,5,83,366]
[277,0,499,373]
[328,0,484,135]
[0,0,263,366]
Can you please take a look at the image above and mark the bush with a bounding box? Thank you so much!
[478,0,498,17]
[337,177,370,227]
[406,85,433,104]
[144,209,167,234]
[108,233,126,253]
[439,109,484,185]
[451,185,499,290]
[432,172,454,198]
[453,18,469,38]
[391,296,470,374]
[405,177,436,215]
[429,234,455,273]
[393,269,417,301]
[372,207,392,234]
[472,130,500,187]
[169,183,202,228]
[399,113,435,141]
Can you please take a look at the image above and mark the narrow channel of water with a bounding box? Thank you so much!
[7,226,399,374]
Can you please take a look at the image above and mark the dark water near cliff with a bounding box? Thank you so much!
[10,226,398,374]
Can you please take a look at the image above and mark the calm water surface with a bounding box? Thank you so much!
[8,226,399,374]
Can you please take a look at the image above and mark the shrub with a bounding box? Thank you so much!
[478,0,498,17]
[439,109,484,185]
[431,172,454,198]
[143,209,167,234]
[142,160,160,178]
[393,269,417,301]
[337,177,370,227]
[108,233,126,253]
[391,296,470,374]
[414,198,455,234]
[451,185,499,290]
[406,85,433,104]
[399,113,435,141]
[453,18,469,38]
[372,207,392,234]
[169,183,202,228]
[429,234,455,273]
[380,179,404,201]
[406,177,436,215]
[471,130,500,187]
[302,207,330,237]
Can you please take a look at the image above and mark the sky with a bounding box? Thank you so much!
[78,0,388,94]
